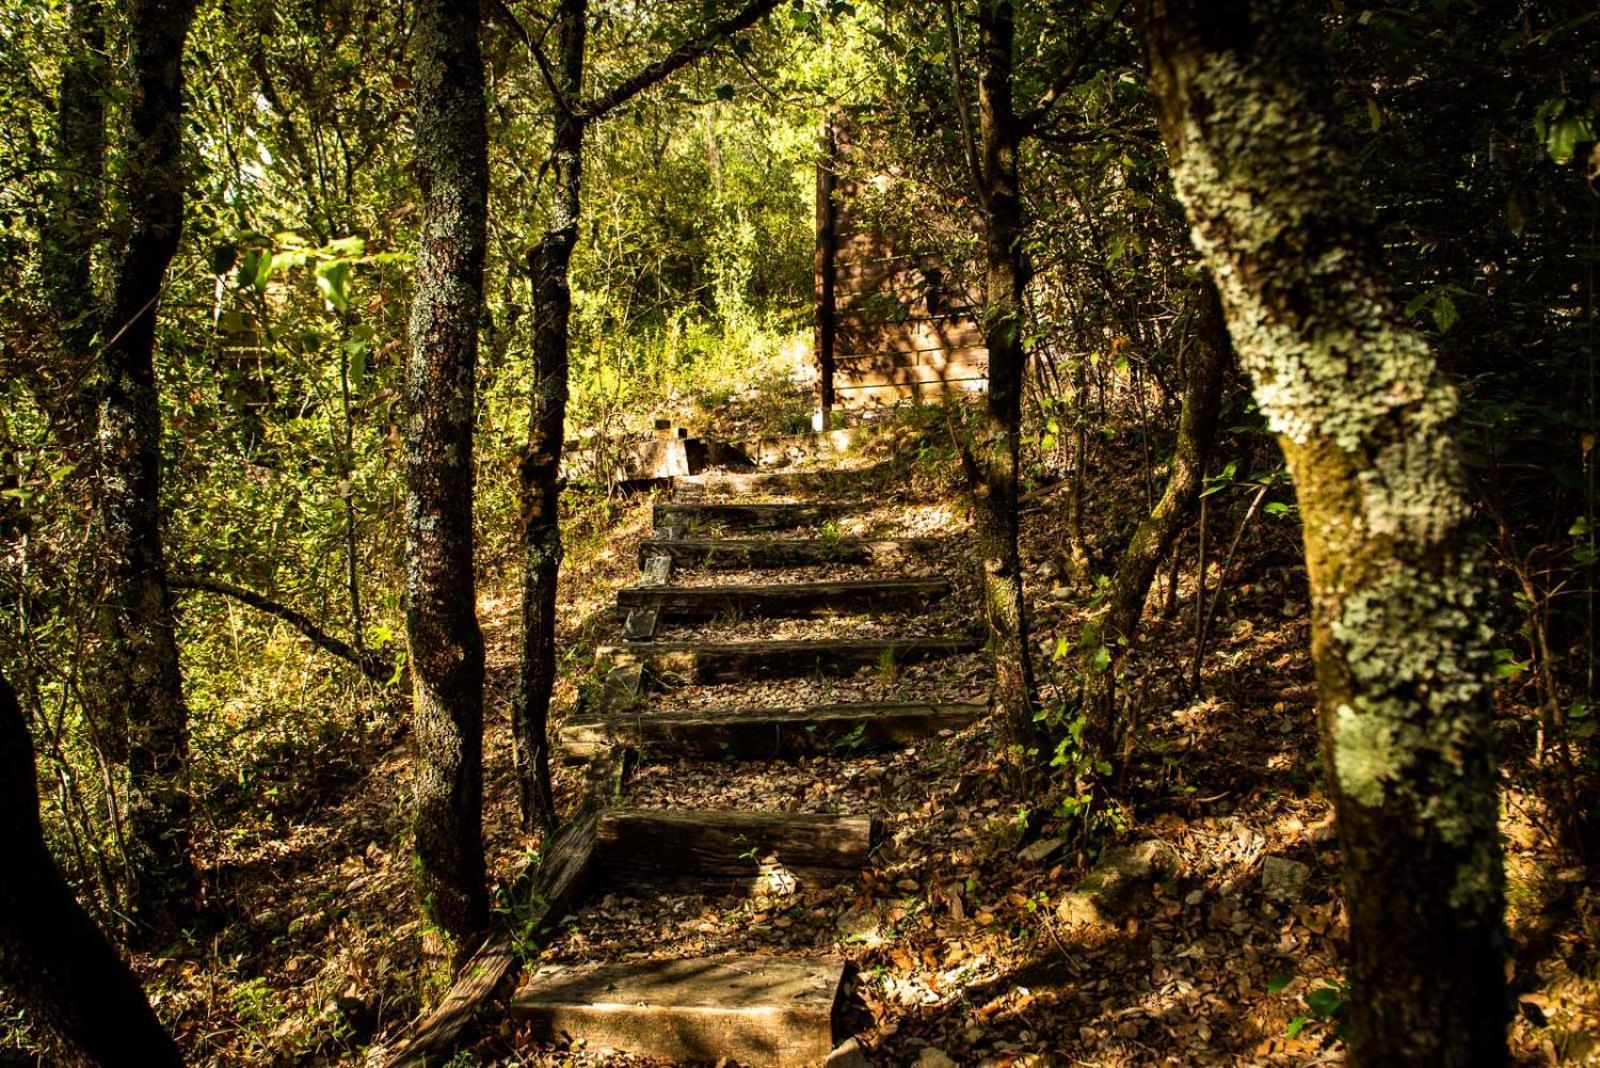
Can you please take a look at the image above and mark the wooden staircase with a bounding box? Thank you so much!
[509,459,988,1066]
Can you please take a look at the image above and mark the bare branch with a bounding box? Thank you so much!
[577,0,784,122]
[487,0,574,117]
[1018,0,1131,135]
[170,577,395,684]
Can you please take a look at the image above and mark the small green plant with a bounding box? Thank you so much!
[875,644,900,685]
[833,722,869,752]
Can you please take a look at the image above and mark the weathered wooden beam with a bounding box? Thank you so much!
[674,465,889,498]
[595,635,981,684]
[636,536,936,570]
[511,956,849,1067]
[652,501,853,531]
[378,815,599,1068]
[615,577,949,619]
[559,701,986,761]
[595,808,877,888]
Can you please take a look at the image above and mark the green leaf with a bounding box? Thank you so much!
[1089,644,1112,673]
[1286,1014,1310,1038]
[1304,985,1345,1017]
[1432,294,1458,334]
[1266,973,1295,995]
[316,259,353,312]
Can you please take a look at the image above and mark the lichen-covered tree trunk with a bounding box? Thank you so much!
[972,0,1041,756]
[406,0,490,950]
[0,669,184,1068]
[97,0,200,939]
[1146,3,1507,1062]
[1083,278,1229,775]
[512,0,587,836]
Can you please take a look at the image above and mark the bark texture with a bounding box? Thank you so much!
[513,0,587,835]
[1084,278,1229,769]
[97,0,201,938]
[0,670,185,1068]
[407,0,490,947]
[971,0,1042,753]
[1145,3,1507,1062]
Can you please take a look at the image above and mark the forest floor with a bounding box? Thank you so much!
[108,399,1600,1068]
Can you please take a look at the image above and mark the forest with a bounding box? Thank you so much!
[0,0,1597,1065]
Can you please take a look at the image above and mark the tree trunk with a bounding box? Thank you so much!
[97,0,201,939]
[39,0,106,449]
[1083,278,1229,773]
[972,0,1041,757]
[406,0,490,949]
[512,0,587,836]
[1145,3,1507,1063]
[0,669,185,1068]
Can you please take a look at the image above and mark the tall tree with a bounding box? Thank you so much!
[39,0,106,449]
[97,0,201,938]
[510,0,785,833]
[1144,2,1507,1062]
[406,0,491,948]
[943,0,1123,760]
[0,668,185,1068]
[969,0,1043,752]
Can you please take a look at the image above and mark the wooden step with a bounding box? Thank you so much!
[511,955,848,1067]
[595,635,981,684]
[616,577,948,619]
[595,808,876,889]
[674,465,888,498]
[654,501,853,531]
[559,701,987,760]
[637,536,934,570]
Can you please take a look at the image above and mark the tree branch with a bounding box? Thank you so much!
[942,0,989,211]
[576,0,784,122]
[170,577,395,684]
[487,0,574,117]
[1018,0,1131,135]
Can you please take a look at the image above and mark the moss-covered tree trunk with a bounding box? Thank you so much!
[512,0,586,836]
[972,0,1041,755]
[97,0,200,939]
[0,669,184,1068]
[1145,2,1507,1062]
[1083,278,1229,775]
[406,0,490,950]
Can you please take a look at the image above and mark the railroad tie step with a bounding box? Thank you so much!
[594,635,982,684]
[674,465,888,498]
[594,807,877,890]
[511,955,851,1067]
[559,700,987,761]
[636,536,936,570]
[615,577,949,619]
[653,501,855,531]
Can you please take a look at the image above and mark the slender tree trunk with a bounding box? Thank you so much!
[0,669,185,1068]
[40,0,106,449]
[1083,278,1229,772]
[512,0,587,835]
[97,0,201,939]
[971,0,1042,756]
[1146,3,1507,1063]
[406,0,490,950]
